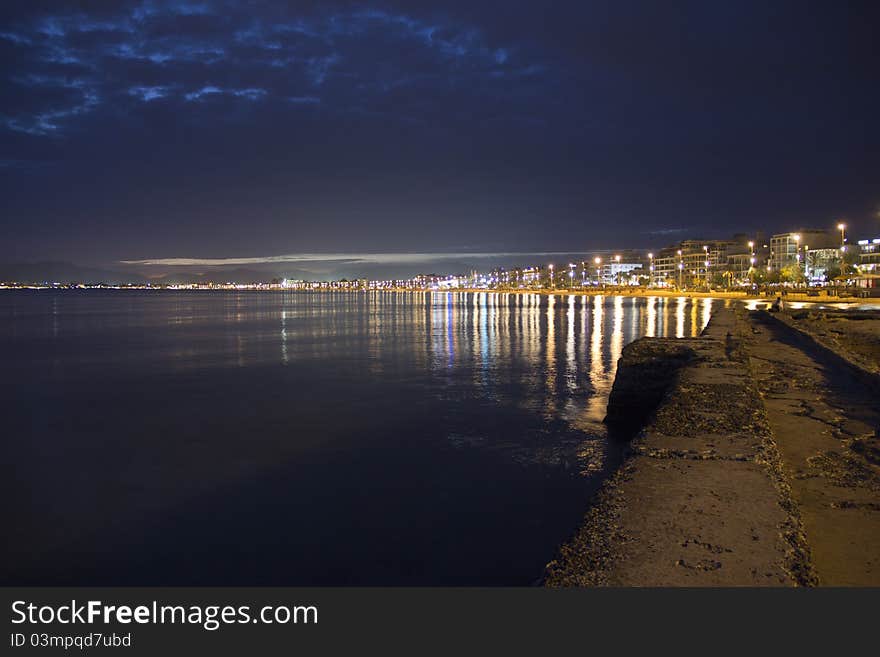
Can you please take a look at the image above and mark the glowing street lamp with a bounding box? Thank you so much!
[594,256,602,286]
[702,245,710,285]
[648,252,654,288]
[612,255,621,287]
[792,234,803,288]
[548,263,554,289]
[677,250,683,290]
[838,222,846,252]
[747,241,756,281]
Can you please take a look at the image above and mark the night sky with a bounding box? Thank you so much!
[1,1,878,278]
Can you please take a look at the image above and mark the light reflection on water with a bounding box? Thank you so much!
[1,290,722,585]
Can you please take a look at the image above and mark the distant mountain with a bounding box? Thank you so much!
[0,262,150,285]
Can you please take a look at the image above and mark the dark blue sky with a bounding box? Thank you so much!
[1,0,878,275]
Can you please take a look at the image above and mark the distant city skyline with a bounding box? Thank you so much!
[3,217,879,286]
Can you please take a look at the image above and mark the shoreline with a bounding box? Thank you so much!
[544,304,880,586]
[544,306,817,586]
[4,285,880,307]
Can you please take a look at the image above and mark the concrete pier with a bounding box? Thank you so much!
[545,306,817,586]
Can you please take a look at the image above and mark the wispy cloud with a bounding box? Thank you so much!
[128,85,170,101]
[2,2,545,137]
[183,86,267,101]
[121,252,595,267]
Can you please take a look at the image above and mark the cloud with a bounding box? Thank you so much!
[120,252,598,267]
[128,85,169,101]
[1,2,546,136]
[646,227,689,235]
[0,31,33,45]
[4,75,100,135]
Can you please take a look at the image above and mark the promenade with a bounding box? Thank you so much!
[544,305,880,586]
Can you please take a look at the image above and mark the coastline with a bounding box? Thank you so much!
[6,284,879,308]
[544,304,880,586]
[544,306,817,586]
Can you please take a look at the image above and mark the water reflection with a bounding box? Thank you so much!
[675,296,686,338]
[4,290,720,405]
[587,295,606,425]
[1,290,723,585]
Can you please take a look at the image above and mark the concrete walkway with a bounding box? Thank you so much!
[545,307,815,586]
[746,311,880,585]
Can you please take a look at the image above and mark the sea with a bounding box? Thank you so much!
[1,290,719,584]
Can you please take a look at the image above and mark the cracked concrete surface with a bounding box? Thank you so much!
[545,306,815,586]
[746,311,880,586]
[545,305,880,587]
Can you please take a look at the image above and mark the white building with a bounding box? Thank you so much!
[769,229,834,272]
[600,262,643,285]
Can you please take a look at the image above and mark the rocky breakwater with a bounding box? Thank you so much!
[544,306,816,586]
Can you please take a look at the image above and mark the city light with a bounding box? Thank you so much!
[2,220,872,294]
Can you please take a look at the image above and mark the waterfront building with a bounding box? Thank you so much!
[651,252,678,288]
[725,253,756,284]
[599,261,644,285]
[651,239,733,289]
[769,229,834,272]
[722,233,770,284]
[804,248,842,282]
[857,237,880,273]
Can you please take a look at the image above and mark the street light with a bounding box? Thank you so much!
[703,245,710,286]
[648,252,654,288]
[747,241,756,284]
[838,222,846,252]
[548,263,554,289]
[594,257,602,287]
[804,244,810,280]
[677,250,683,290]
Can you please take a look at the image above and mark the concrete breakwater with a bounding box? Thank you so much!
[544,306,817,586]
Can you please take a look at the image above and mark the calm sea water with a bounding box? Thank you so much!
[1,290,718,585]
